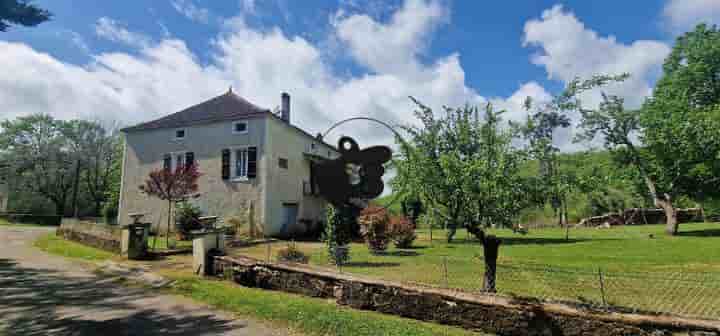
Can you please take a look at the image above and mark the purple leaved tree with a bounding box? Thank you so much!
[139,163,201,250]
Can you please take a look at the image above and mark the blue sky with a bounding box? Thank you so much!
[1,0,719,149]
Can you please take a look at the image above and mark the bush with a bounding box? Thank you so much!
[175,201,202,239]
[103,203,118,225]
[358,206,390,254]
[276,241,309,264]
[326,205,353,265]
[389,216,416,248]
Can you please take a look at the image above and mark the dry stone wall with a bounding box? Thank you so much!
[56,219,122,253]
[214,255,719,336]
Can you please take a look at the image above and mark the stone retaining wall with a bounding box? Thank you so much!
[214,255,719,336]
[56,219,122,253]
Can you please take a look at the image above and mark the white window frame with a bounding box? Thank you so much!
[231,147,250,182]
[232,121,248,134]
[174,128,187,140]
[164,151,187,170]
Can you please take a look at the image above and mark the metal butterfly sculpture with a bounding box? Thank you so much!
[316,136,392,208]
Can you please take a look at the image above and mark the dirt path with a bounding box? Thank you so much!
[0,226,290,336]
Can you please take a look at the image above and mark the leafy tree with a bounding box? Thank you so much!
[0,0,51,32]
[0,114,74,215]
[393,99,528,242]
[579,25,720,235]
[62,120,121,216]
[515,75,628,226]
[139,163,201,249]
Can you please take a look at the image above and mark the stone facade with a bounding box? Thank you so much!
[118,101,336,237]
[57,219,122,253]
[214,255,720,336]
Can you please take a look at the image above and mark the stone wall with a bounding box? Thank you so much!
[56,219,122,253]
[214,255,719,336]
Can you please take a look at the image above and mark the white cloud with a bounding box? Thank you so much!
[334,0,447,75]
[663,0,720,33]
[524,5,670,108]
[0,1,548,151]
[171,0,211,24]
[94,17,150,47]
[240,0,256,15]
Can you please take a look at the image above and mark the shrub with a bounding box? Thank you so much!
[326,205,353,265]
[175,201,202,239]
[389,216,416,248]
[101,200,119,224]
[276,241,309,264]
[358,205,390,254]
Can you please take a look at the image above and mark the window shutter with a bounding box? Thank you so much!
[185,152,195,168]
[221,149,230,180]
[163,154,171,171]
[247,147,257,178]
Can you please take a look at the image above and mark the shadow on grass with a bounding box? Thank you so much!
[437,237,607,246]
[375,250,420,257]
[0,258,239,336]
[677,228,720,237]
[342,261,401,268]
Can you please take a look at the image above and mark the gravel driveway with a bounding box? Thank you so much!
[0,226,289,336]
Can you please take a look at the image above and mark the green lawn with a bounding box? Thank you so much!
[0,218,50,227]
[34,233,115,262]
[147,235,193,250]
[233,223,720,318]
[168,274,486,336]
[35,233,490,336]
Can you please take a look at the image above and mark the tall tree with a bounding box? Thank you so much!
[0,0,51,32]
[393,100,528,242]
[516,74,628,226]
[0,114,74,215]
[62,120,121,216]
[639,24,720,234]
[579,25,720,235]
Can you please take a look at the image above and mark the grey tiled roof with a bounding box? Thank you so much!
[122,90,271,132]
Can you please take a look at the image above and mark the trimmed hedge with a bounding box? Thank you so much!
[0,213,62,226]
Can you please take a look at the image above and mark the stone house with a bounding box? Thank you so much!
[118,90,337,237]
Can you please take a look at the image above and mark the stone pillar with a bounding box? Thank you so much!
[193,232,226,275]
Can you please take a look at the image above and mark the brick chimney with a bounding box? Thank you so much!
[281,92,290,123]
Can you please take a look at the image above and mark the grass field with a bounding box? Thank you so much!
[231,222,720,318]
[147,235,193,250]
[34,233,115,262]
[0,218,51,227]
[35,233,489,336]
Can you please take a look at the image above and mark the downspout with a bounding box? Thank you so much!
[116,133,128,225]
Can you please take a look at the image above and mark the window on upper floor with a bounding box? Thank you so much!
[174,129,186,140]
[278,158,288,169]
[233,121,248,134]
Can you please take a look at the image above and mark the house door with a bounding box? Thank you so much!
[281,203,299,236]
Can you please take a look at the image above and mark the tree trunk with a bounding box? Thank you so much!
[481,233,501,293]
[71,159,81,218]
[166,200,172,249]
[657,196,678,235]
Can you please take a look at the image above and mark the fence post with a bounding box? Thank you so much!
[442,256,449,288]
[597,267,607,306]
